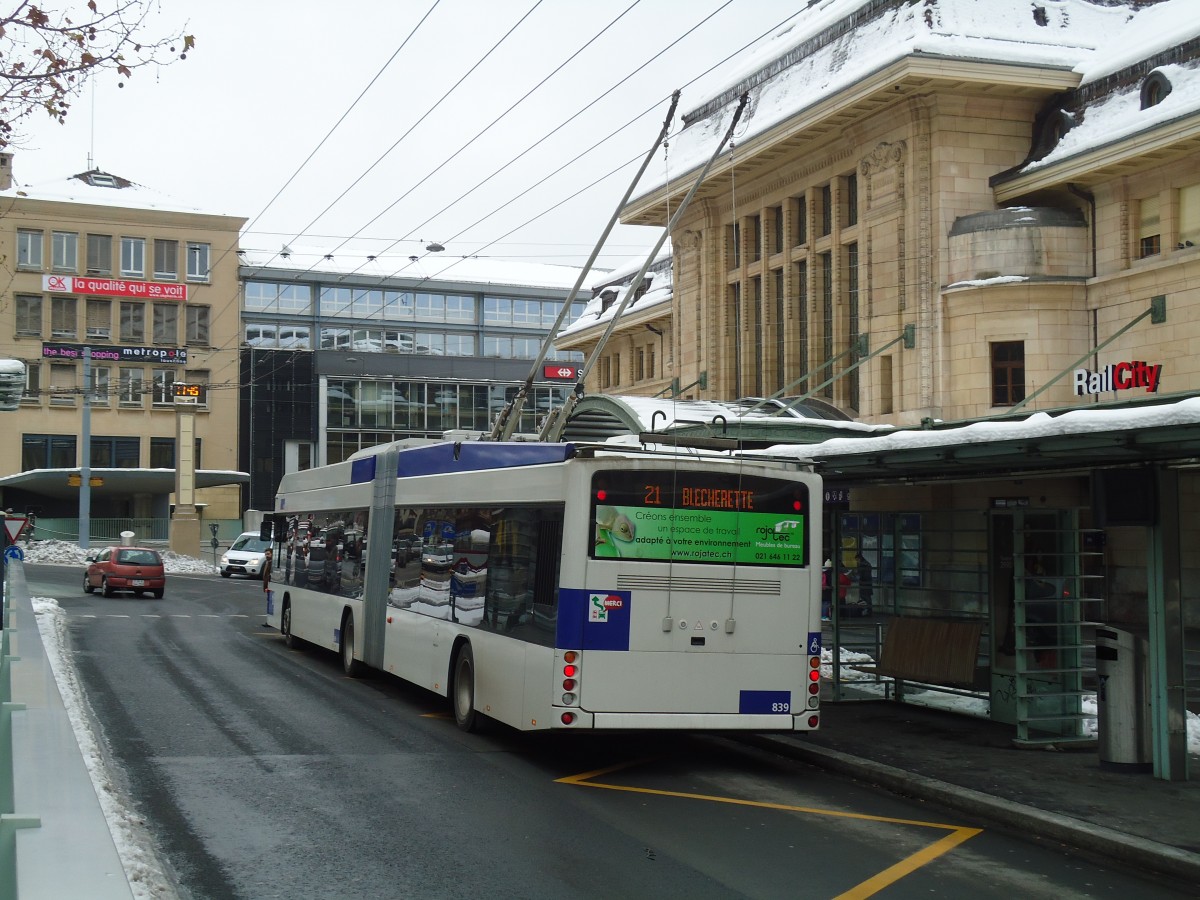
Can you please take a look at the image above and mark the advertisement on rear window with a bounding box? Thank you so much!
[590,471,808,567]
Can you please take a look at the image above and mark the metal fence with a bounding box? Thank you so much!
[21,518,243,547]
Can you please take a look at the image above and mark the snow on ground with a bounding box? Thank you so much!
[19,539,209,898]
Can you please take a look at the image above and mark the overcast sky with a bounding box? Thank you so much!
[10,0,807,268]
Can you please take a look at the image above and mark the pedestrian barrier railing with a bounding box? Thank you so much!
[1,559,134,900]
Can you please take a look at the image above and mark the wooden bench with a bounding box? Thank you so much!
[874,616,984,687]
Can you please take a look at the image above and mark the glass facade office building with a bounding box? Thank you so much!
[238,262,585,504]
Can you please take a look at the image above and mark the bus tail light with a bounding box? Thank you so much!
[559,650,581,708]
[561,712,576,725]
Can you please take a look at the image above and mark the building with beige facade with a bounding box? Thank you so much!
[556,0,1199,773]
[0,152,247,551]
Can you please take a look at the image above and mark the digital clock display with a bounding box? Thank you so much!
[172,383,206,403]
[590,470,808,567]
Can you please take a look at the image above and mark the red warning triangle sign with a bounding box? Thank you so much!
[4,517,28,542]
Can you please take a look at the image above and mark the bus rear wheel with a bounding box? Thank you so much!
[341,613,364,677]
[452,643,478,733]
[281,602,301,649]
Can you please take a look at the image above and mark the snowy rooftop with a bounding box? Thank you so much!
[0,168,237,218]
[753,394,1200,461]
[238,244,586,291]
[558,244,673,339]
[636,0,1200,202]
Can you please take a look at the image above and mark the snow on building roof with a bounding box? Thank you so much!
[0,168,233,217]
[556,242,673,339]
[238,244,586,291]
[636,0,1185,203]
[755,395,1200,462]
[1019,60,1200,176]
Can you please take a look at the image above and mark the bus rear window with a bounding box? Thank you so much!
[589,470,809,566]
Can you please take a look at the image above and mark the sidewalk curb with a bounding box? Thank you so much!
[747,735,1200,885]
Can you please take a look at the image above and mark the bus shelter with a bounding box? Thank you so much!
[801,398,1200,782]
[560,393,1200,781]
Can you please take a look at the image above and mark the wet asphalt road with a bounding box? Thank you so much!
[22,563,1192,899]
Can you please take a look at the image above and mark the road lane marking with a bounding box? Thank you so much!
[557,758,982,899]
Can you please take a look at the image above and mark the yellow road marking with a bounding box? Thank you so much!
[557,758,982,898]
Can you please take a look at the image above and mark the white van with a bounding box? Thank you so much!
[220,532,272,578]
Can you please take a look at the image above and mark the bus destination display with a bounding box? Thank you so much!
[591,471,808,566]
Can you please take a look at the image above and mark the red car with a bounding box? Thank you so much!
[83,546,166,598]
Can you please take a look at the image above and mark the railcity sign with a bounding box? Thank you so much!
[1073,360,1162,396]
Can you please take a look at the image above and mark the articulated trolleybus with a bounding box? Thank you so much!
[263,440,823,733]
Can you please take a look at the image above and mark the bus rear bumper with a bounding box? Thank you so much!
[556,712,818,731]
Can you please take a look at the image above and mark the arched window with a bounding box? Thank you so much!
[1141,72,1172,109]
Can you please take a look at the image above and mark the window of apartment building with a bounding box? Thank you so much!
[17,229,43,269]
[154,239,178,280]
[91,436,139,468]
[120,301,145,342]
[482,295,548,327]
[749,214,762,262]
[728,221,741,269]
[820,184,833,236]
[52,231,78,272]
[1179,184,1200,247]
[49,362,76,404]
[845,173,858,227]
[182,307,208,348]
[729,281,743,397]
[635,348,645,381]
[794,260,809,393]
[820,252,833,398]
[50,296,77,339]
[846,242,860,409]
[153,303,178,344]
[119,367,144,406]
[774,269,786,388]
[88,366,111,406]
[599,356,611,389]
[648,345,656,380]
[1138,195,1160,258]
[991,341,1026,406]
[150,437,175,468]
[16,294,42,336]
[151,369,176,405]
[120,236,145,277]
[186,242,210,281]
[443,333,474,356]
[245,281,313,314]
[86,299,111,339]
[22,434,77,470]
[19,360,38,402]
[795,196,808,246]
[87,234,112,274]
[880,355,894,415]
[772,206,784,254]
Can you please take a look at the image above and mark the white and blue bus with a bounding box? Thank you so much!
[263,440,823,732]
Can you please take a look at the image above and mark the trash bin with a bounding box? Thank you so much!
[1095,626,1152,771]
[120,530,136,546]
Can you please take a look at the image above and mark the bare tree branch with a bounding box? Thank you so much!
[0,1,194,148]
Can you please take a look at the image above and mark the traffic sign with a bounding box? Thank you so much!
[3,516,29,542]
[4,545,24,561]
